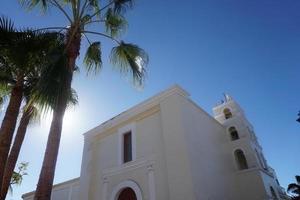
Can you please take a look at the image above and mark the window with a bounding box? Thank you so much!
[118,123,136,165]
[223,108,233,119]
[270,186,278,200]
[229,127,239,141]
[234,149,248,170]
[123,131,132,163]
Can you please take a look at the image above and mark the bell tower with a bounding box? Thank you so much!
[213,94,268,171]
[212,94,288,199]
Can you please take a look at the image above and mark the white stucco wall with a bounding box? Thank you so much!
[22,178,80,200]
[79,106,170,200]
[179,96,232,199]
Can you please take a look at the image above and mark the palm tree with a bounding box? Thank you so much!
[20,1,148,199]
[0,18,25,186]
[0,104,34,200]
[1,91,77,200]
[0,20,78,199]
[288,175,300,200]
[0,18,69,189]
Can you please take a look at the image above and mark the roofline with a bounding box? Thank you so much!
[22,177,80,198]
[83,84,189,139]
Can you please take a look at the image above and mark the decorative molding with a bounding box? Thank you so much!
[147,164,156,200]
[147,164,154,172]
[102,177,109,200]
[103,177,108,183]
[102,157,155,178]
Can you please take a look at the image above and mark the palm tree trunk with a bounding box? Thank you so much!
[34,27,80,200]
[0,105,32,200]
[33,93,69,200]
[0,78,23,190]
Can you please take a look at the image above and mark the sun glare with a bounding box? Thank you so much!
[40,109,78,136]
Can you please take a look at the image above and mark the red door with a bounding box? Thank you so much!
[117,188,137,200]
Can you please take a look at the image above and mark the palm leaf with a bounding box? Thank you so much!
[0,16,15,32]
[84,41,102,74]
[105,8,127,37]
[26,105,41,124]
[296,176,300,185]
[87,0,100,16]
[111,0,134,14]
[0,83,10,107]
[19,0,48,11]
[110,41,148,85]
[288,183,300,195]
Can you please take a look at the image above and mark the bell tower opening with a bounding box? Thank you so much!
[223,108,233,119]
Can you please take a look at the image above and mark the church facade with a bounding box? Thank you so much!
[22,85,288,200]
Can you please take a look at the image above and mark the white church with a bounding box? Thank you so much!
[23,85,289,200]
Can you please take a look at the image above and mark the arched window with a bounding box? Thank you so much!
[234,149,248,170]
[229,127,239,141]
[270,186,278,200]
[223,108,233,119]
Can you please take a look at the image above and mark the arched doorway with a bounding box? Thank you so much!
[110,180,143,200]
[117,187,137,200]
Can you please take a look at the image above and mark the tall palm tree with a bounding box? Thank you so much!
[0,18,25,186]
[0,103,35,200]
[20,1,148,199]
[288,175,300,200]
[0,18,69,189]
[1,91,77,200]
[0,20,78,199]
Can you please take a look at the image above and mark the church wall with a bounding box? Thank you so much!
[234,169,268,200]
[79,106,170,200]
[179,96,234,200]
[159,93,197,200]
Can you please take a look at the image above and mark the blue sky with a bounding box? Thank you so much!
[1,0,300,199]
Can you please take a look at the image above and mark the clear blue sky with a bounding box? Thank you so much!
[1,0,300,199]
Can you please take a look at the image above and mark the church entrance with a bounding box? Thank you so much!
[117,187,137,200]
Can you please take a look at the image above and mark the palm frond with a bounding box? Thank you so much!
[87,0,100,16]
[110,41,148,85]
[19,0,48,11]
[29,53,69,114]
[288,183,300,195]
[105,8,127,37]
[0,16,15,32]
[296,176,300,185]
[0,83,10,107]
[68,88,78,107]
[22,104,41,124]
[84,41,102,74]
[111,0,134,14]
